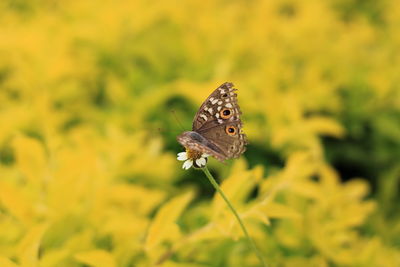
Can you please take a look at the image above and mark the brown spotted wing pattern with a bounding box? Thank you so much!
[177,82,247,162]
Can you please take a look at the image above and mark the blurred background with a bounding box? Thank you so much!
[0,0,399,266]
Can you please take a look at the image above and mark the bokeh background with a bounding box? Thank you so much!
[0,0,399,266]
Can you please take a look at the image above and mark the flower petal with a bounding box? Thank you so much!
[177,152,188,161]
[202,153,210,158]
[196,158,206,167]
[182,160,193,170]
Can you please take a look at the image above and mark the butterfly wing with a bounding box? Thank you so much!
[197,120,247,160]
[191,82,247,161]
[177,131,228,162]
[192,82,238,131]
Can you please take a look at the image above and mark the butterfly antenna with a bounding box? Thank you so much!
[170,109,185,131]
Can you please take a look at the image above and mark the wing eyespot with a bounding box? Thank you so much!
[226,125,237,136]
[220,108,233,119]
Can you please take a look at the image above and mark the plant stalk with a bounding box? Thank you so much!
[202,166,267,267]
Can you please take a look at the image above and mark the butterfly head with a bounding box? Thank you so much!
[177,131,211,169]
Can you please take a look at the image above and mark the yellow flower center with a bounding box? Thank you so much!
[185,148,203,160]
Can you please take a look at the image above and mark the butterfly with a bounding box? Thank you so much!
[177,82,247,163]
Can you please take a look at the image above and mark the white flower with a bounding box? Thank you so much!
[177,151,209,170]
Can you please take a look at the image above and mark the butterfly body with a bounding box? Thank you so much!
[177,82,247,162]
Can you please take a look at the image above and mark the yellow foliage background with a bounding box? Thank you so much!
[0,0,399,266]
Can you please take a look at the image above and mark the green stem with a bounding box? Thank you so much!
[202,166,267,267]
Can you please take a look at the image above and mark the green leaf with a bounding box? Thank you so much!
[0,256,19,267]
[74,250,116,267]
[12,135,47,184]
[145,191,194,251]
[17,224,48,267]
